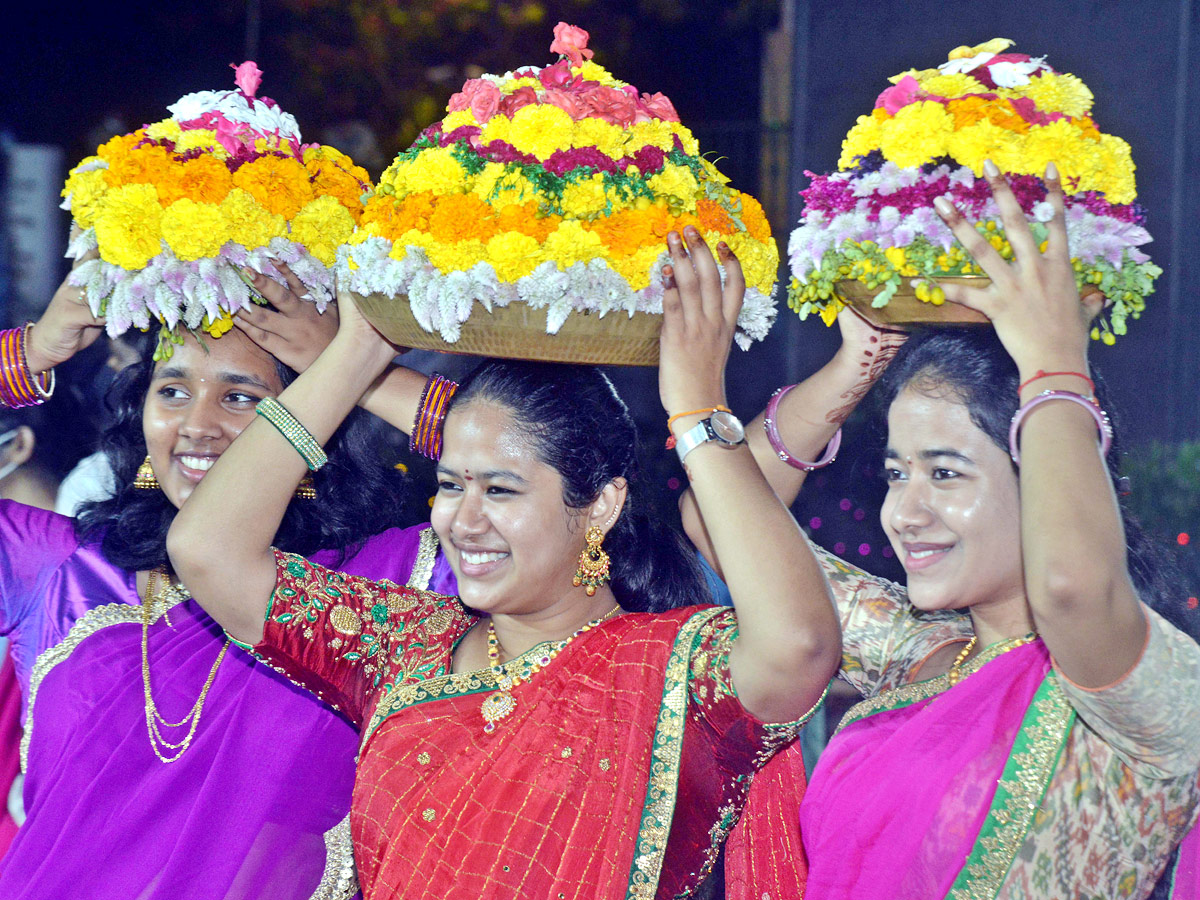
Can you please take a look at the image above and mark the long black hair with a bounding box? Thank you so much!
[74,350,413,572]
[873,327,1197,640]
[451,360,709,613]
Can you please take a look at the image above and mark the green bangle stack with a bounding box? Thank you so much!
[255,397,328,471]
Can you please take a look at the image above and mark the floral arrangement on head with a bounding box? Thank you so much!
[787,39,1159,343]
[338,23,778,348]
[61,62,371,357]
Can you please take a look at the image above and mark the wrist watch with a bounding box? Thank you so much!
[674,410,746,463]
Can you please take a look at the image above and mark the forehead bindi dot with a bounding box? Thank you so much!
[463,470,473,481]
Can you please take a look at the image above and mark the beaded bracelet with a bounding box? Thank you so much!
[0,324,55,409]
[410,374,459,460]
[1008,390,1112,466]
[255,397,328,471]
[763,384,842,471]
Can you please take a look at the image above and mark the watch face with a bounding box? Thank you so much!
[709,411,745,445]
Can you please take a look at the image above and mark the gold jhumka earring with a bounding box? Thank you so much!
[573,526,611,596]
[133,456,160,490]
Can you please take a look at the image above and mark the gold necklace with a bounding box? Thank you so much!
[946,632,1037,687]
[946,635,978,686]
[142,567,230,764]
[480,605,620,734]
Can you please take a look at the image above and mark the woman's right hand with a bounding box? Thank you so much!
[25,244,104,374]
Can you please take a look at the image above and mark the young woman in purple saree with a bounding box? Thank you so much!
[685,164,1200,898]
[0,257,446,898]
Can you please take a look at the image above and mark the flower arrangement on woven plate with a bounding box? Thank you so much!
[337,23,779,364]
[60,62,371,358]
[787,39,1160,343]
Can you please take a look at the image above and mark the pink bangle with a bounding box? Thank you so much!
[0,324,54,409]
[763,384,842,471]
[1008,390,1112,465]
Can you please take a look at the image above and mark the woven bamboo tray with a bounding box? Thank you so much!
[352,292,663,366]
[836,277,992,328]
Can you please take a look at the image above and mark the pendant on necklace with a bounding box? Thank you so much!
[481,690,517,733]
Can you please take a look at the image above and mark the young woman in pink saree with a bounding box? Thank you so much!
[685,164,1200,899]
[168,230,841,899]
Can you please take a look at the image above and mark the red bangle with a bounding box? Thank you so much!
[409,374,459,460]
[1018,370,1095,396]
[0,325,54,409]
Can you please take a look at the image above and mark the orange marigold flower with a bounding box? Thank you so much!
[496,203,559,241]
[739,193,772,242]
[310,166,369,219]
[390,192,439,236]
[697,198,735,234]
[1072,117,1102,141]
[427,194,498,244]
[105,145,176,189]
[948,97,1028,134]
[97,132,143,163]
[231,155,315,219]
[586,207,666,256]
[158,154,234,206]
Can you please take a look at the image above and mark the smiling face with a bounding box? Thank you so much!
[143,329,285,509]
[881,384,1026,616]
[430,400,607,617]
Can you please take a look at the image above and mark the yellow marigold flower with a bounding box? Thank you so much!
[501,76,542,94]
[946,120,1024,174]
[391,229,438,259]
[628,120,677,153]
[62,168,109,229]
[220,188,286,249]
[1021,72,1093,118]
[1085,134,1136,204]
[145,120,183,144]
[392,147,468,197]
[290,195,356,266]
[161,199,230,261]
[542,220,605,268]
[838,111,887,169]
[561,173,610,218]
[507,104,575,160]
[472,162,533,207]
[920,73,986,99]
[647,165,700,208]
[571,118,627,157]
[158,154,234,206]
[1023,118,1090,181]
[425,238,487,274]
[97,133,142,164]
[669,123,700,156]
[700,158,732,186]
[95,183,163,270]
[608,244,663,291]
[175,129,224,156]
[479,114,513,146]
[879,101,954,168]
[232,155,315,219]
[576,60,620,87]
[724,231,778,294]
[485,231,544,281]
[441,110,478,132]
[203,312,235,337]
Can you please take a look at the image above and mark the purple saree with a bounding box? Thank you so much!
[0,500,452,899]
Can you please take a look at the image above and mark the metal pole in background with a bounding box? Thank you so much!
[244,0,261,62]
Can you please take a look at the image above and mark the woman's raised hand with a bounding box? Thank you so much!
[933,160,1099,373]
[25,238,104,374]
[233,261,340,372]
[658,226,743,416]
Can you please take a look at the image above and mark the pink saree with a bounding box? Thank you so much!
[800,640,1075,899]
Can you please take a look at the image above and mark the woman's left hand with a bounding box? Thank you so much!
[233,261,339,372]
[933,160,1102,374]
[658,226,744,416]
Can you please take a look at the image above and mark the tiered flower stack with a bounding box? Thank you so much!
[61,62,371,357]
[787,39,1159,343]
[339,23,779,360]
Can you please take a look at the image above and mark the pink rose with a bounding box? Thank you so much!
[538,59,575,90]
[583,85,637,126]
[499,86,539,117]
[231,60,264,97]
[542,88,584,119]
[638,91,680,123]
[874,74,921,115]
[448,78,501,122]
[550,22,594,68]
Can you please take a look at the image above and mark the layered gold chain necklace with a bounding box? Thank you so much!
[480,605,620,734]
[142,567,230,764]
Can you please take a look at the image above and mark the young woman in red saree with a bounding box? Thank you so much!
[168,229,841,899]
[685,164,1200,898]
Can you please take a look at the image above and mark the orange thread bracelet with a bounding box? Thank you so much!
[1018,370,1095,395]
[664,406,730,450]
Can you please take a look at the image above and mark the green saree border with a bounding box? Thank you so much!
[624,606,723,900]
[945,673,1076,900]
